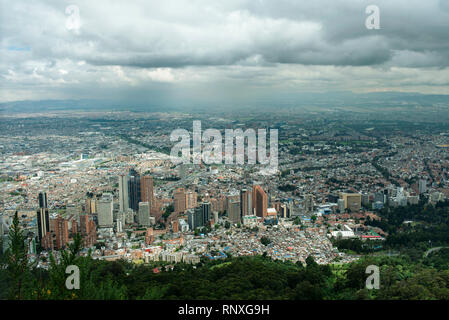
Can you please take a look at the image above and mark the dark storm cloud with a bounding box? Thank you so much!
[1,0,449,101]
[2,0,448,68]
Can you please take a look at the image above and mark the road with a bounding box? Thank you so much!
[423,246,449,258]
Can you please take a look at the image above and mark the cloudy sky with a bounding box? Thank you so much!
[1,0,449,105]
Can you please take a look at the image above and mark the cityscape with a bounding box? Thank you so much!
[1,0,449,308]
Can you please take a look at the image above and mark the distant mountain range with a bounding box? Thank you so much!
[1,92,448,114]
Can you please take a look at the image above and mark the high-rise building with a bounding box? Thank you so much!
[79,214,97,247]
[419,179,427,194]
[97,194,113,228]
[54,216,69,250]
[273,202,290,218]
[138,202,151,227]
[304,194,314,213]
[194,206,203,228]
[174,188,187,213]
[361,193,370,206]
[37,192,50,243]
[141,175,154,204]
[228,200,241,224]
[85,198,97,214]
[252,185,268,218]
[187,208,203,230]
[202,202,211,225]
[374,192,385,204]
[38,191,47,209]
[186,190,197,209]
[118,174,129,212]
[240,188,252,217]
[340,193,362,212]
[128,168,141,212]
[337,199,345,213]
[80,214,90,235]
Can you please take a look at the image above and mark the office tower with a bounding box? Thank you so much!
[174,188,186,213]
[240,188,252,217]
[128,168,141,212]
[202,202,211,225]
[85,198,97,214]
[304,194,314,213]
[37,192,50,242]
[188,207,204,230]
[187,207,203,231]
[252,185,268,218]
[138,202,151,227]
[194,207,203,228]
[340,193,362,212]
[185,190,197,209]
[337,199,345,213]
[118,174,129,212]
[38,191,48,208]
[141,175,154,204]
[97,194,113,228]
[228,200,241,224]
[419,179,427,194]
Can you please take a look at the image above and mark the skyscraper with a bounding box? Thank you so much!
[174,188,186,213]
[138,202,151,227]
[185,190,197,210]
[38,191,47,209]
[54,216,69,250]
[37,192,50,243]
[187,208,203,230]
[202,202,211,226]
[128,168,141,212]
[194,206,203,228]
[228,200,241,224]
[118,174,129,212]
[252,185,268,218]
[97,193,113,228]
[240,188,252,217]
[141,175,154,204]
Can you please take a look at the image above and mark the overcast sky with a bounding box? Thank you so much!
[1,0,449,104]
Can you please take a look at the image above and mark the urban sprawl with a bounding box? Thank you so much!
[1,110,448,270]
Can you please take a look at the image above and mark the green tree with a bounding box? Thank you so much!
[4,212,33,299]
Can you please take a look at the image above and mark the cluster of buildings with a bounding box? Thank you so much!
[1,111,448,268]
